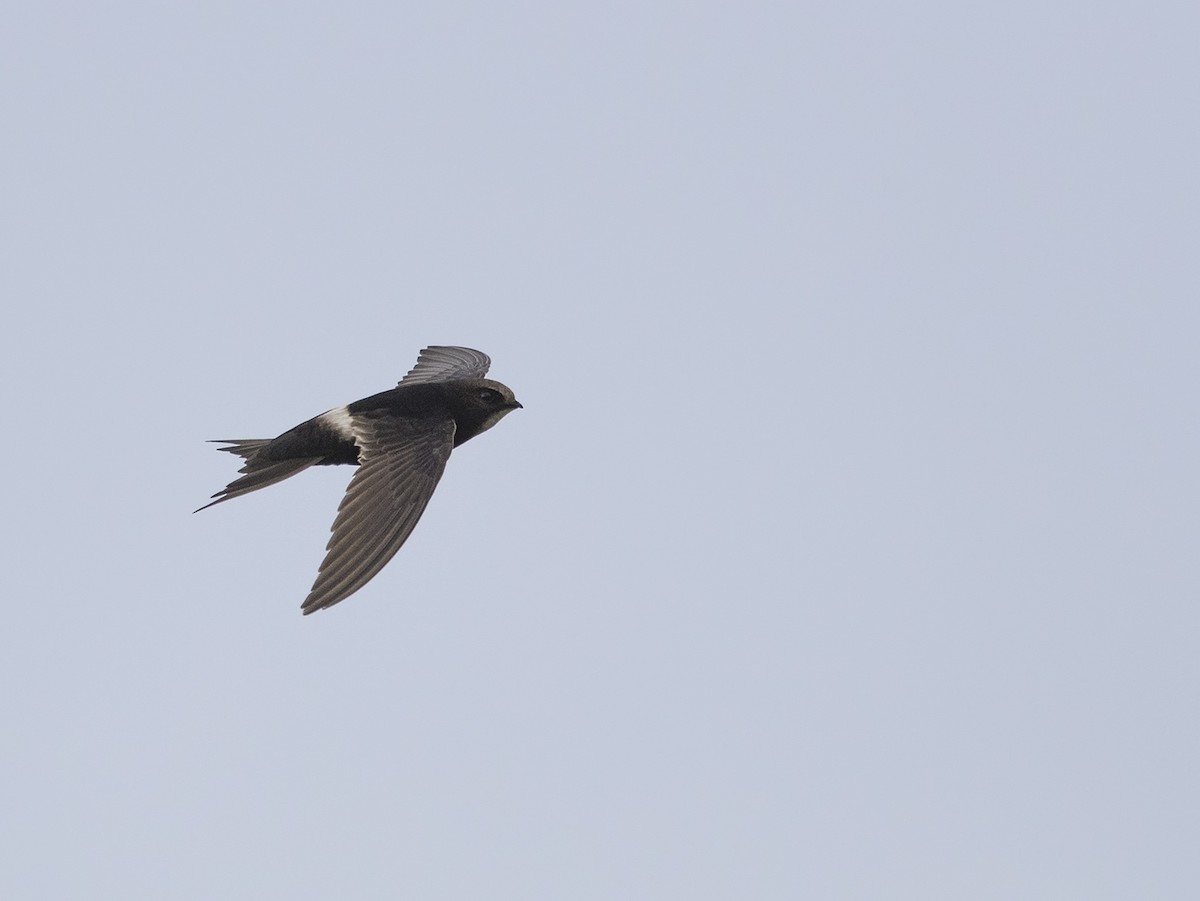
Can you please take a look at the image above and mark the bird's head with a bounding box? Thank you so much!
[446,378,522,445]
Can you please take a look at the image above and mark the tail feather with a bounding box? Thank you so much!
[195,439,322,513]
[213,438,274,461]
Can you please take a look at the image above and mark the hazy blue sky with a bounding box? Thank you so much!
[2,2,1196,898]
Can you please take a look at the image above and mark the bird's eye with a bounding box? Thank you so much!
[478,389,501,403]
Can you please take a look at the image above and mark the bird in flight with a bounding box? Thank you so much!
[197,346,521,614]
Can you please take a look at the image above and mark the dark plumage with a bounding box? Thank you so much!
[197,346,521,614]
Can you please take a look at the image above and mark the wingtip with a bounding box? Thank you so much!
[300,590,325,615]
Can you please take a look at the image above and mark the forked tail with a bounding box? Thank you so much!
[195,439,322,512]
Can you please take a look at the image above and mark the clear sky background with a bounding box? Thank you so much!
[2,2,1196,899]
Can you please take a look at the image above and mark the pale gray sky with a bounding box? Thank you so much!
[2,2,1197,899]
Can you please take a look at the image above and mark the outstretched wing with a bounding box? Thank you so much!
[398,346,491,385]
[300,414,456,613]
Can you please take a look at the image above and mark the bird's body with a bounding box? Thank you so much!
[197,346,521,614]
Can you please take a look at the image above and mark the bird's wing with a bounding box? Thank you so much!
[300,414,456,613]
[398,346,491,385]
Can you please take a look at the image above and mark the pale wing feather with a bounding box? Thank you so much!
[398,346,491,385]
[300,415,456,613]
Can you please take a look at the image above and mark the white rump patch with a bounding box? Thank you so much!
[319,405,356,440]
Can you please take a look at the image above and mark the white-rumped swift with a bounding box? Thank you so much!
[197,346,521,614]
